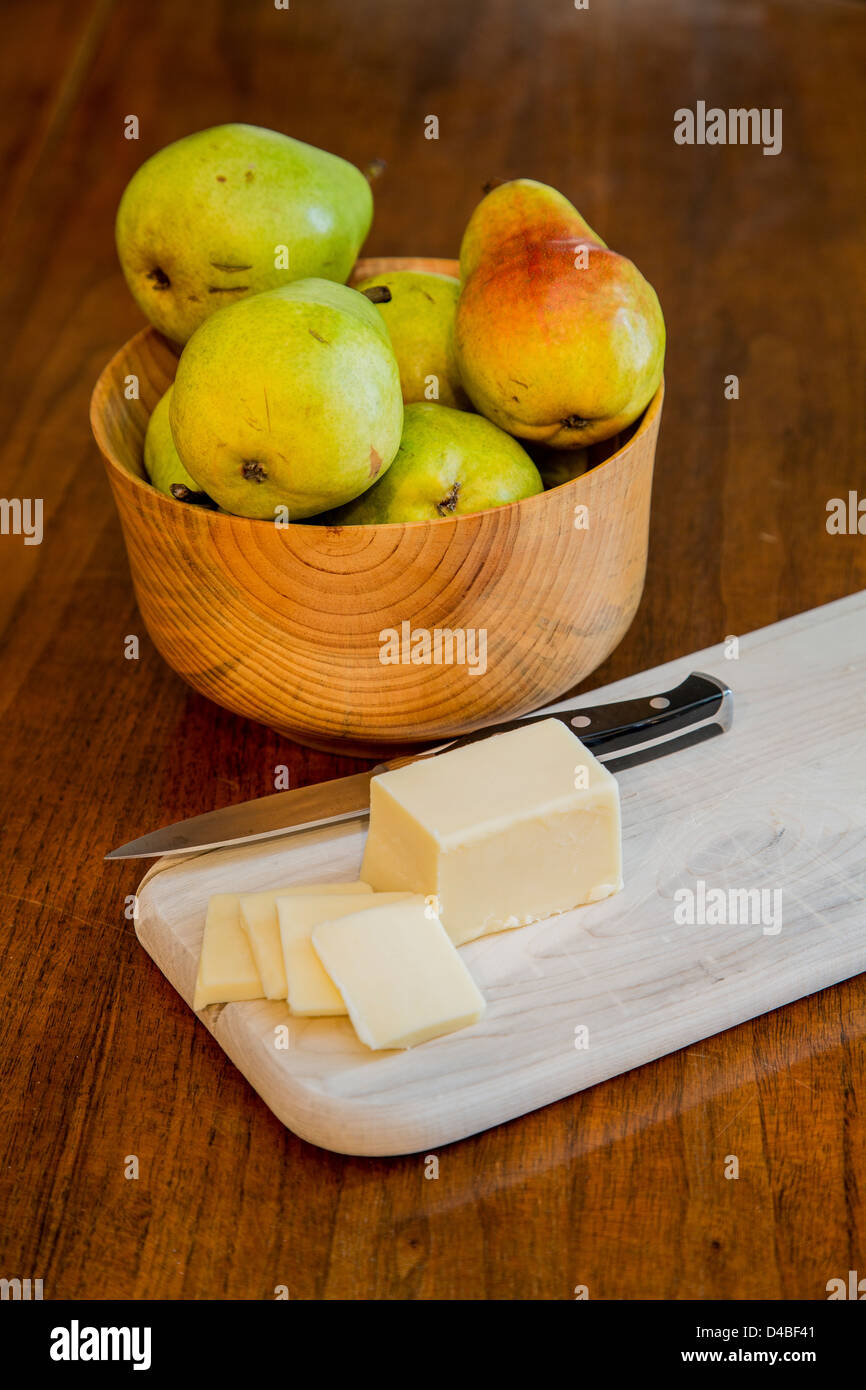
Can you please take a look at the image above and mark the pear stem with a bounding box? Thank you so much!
[364,158,387,184]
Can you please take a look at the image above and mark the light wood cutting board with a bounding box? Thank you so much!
[134,591,866,1156]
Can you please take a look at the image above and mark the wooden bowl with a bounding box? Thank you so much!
[90,257,663,757]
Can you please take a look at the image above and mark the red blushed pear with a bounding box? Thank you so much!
[454,179,665,448]
[458,178,606,281]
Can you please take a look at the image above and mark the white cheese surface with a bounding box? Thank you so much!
[276,891,411,1016]
[312,896,486,1049]
[193,894,263,1011]
[239,880,370,998]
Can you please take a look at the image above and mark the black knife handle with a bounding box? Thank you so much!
[568,671,733,754]
[378,672,733,773]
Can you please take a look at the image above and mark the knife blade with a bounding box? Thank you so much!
[105,671,732,860]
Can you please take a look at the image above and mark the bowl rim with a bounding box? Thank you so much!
[90,310,664,533]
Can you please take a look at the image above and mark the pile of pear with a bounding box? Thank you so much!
[119,124,665,525]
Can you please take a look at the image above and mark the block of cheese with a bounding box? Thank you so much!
[312,895,486,1049]
[360,717,622,946]
[193,894,264,1011]
[239,880,371,999]
[277,891,411,1016]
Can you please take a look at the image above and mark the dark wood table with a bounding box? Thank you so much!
[2,0,864,1300]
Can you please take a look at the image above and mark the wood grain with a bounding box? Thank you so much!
[89,285,661,755]
[1,0,865,1301]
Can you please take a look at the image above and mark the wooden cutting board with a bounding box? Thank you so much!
[135,591,866,1156]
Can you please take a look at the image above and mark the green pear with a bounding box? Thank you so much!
[353,270,470,409]
[116,124,372,344]
[170,279,403,520]
[327,402,542,525]
[143,385,203,497]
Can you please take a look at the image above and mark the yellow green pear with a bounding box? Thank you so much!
[328,402,542,525]
[116,124,373,344]
[353,270,470,409]
[143,386,202,497]
[170,279,403,520]
[455,178,665,447]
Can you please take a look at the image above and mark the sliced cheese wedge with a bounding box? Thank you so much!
[239,880,371,999]
[312,895,486,1049]
[193,894,264,1011]
[276,891,411,1016]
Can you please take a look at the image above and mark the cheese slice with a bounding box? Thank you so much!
[360,717,622,946]
[193,894,264,1011]
[276,891,411,1016]
[239,880,371,998]
[312,895,486,1049]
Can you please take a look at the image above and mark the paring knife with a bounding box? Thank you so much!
[106,671,732,860]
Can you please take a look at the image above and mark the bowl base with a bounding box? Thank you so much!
[275,723,424,761]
